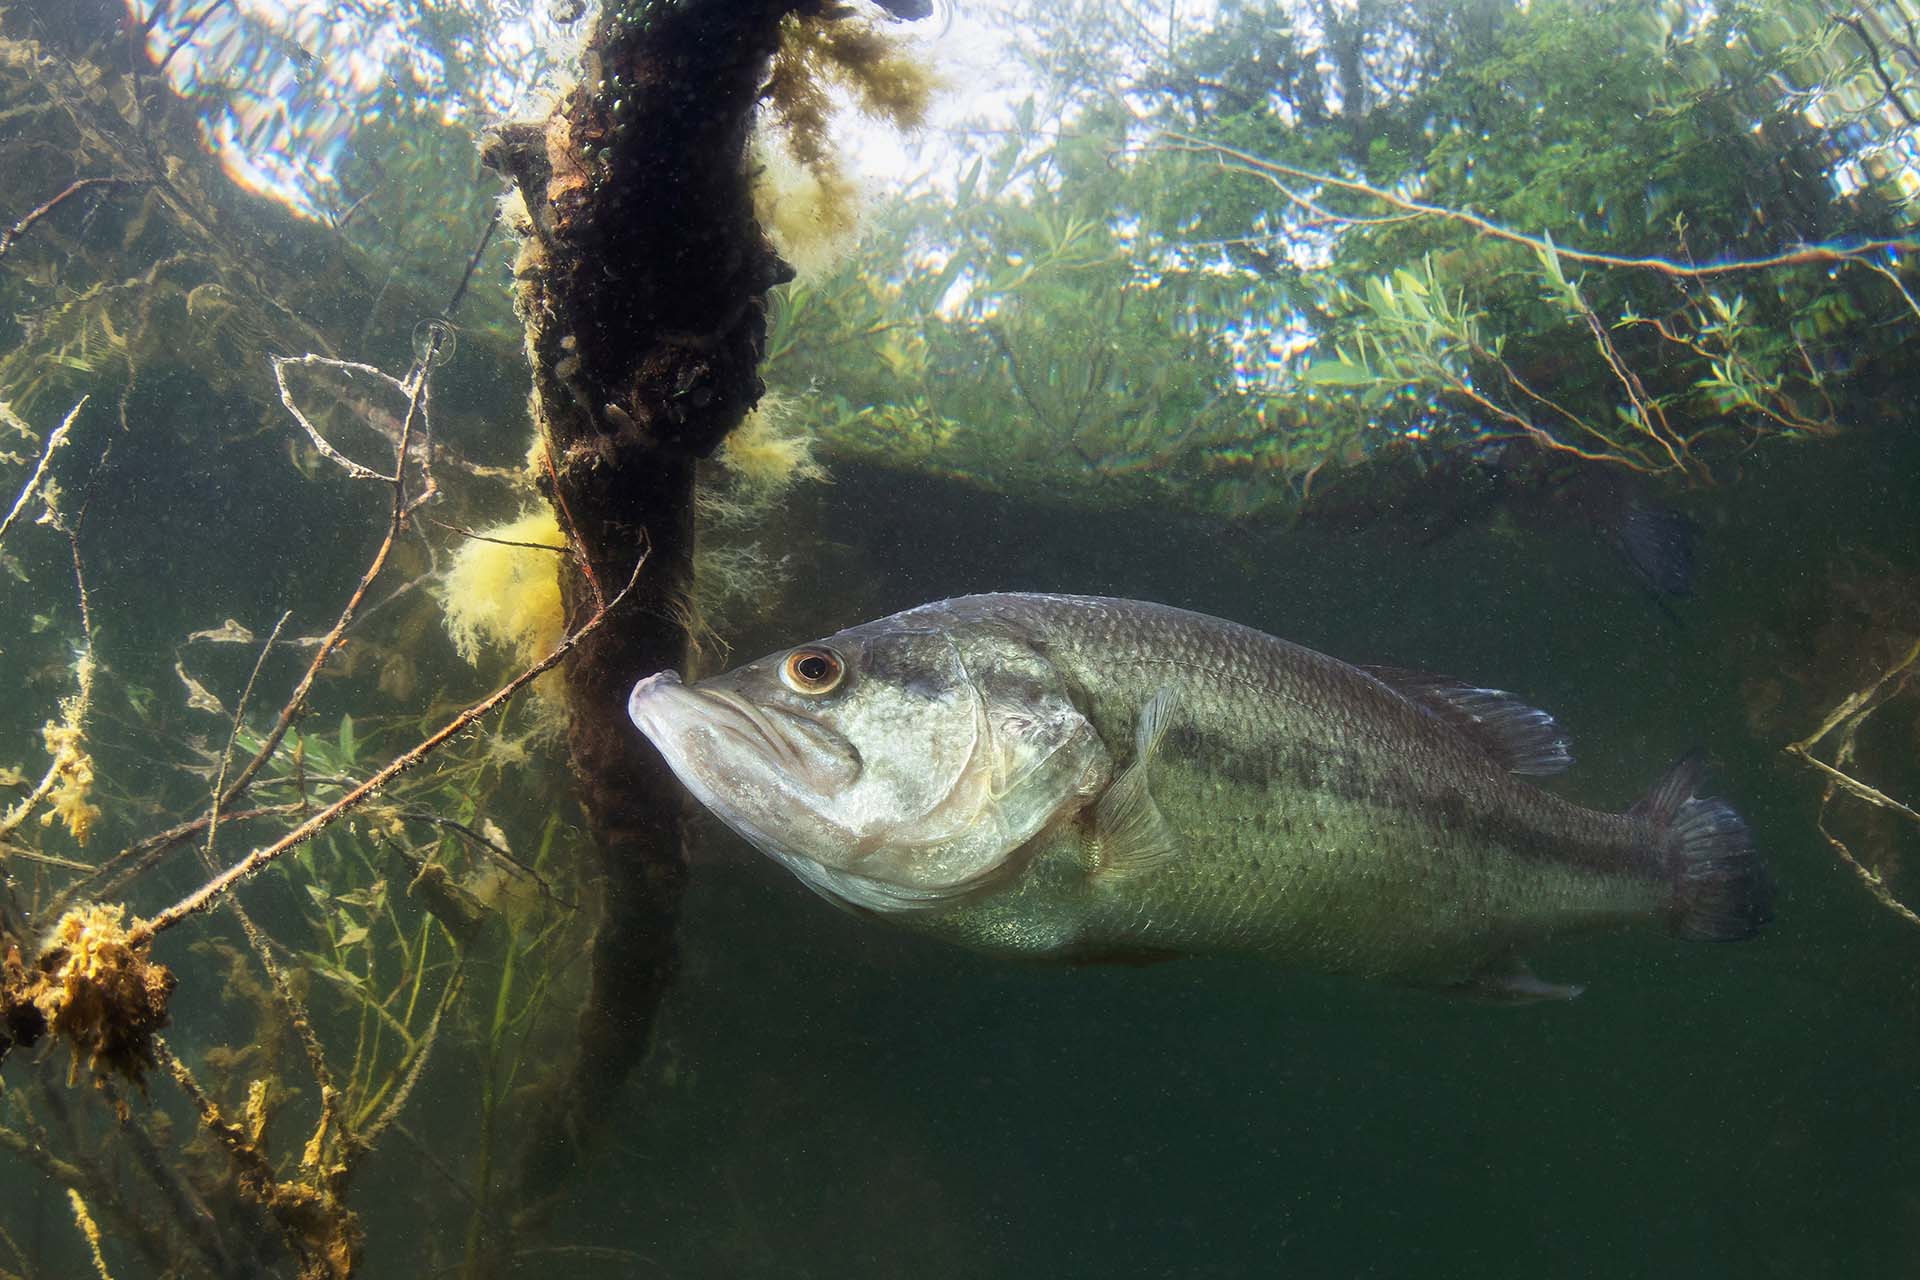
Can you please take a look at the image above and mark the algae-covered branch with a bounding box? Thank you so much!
[484,0,929,1191]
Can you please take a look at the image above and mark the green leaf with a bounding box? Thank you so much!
[339,713,357,767]
[1536,229,1569,291]
[954,156,983,209]
[1305,359,1375,386]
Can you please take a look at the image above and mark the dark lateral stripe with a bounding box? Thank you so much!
[1161,719,1650,882]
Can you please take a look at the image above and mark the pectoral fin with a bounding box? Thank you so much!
[1088,687,1180,879]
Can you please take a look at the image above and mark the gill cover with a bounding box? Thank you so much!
[817,629,1109,911]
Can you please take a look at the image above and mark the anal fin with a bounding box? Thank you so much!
[1436,956,1585,1004]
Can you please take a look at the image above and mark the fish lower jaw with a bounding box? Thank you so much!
[626,669,685,730]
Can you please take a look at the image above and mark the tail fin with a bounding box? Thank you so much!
[1630,753,1774,941]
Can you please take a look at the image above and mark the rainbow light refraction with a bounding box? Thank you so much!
[125,0,569,222]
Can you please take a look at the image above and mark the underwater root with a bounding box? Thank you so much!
[1785,634,1920,927]
[0,903,174,1086]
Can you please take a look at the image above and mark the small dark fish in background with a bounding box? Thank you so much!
[1603,494,1699,601]
[1438,449,1703,616]
[629,594,1772,1001]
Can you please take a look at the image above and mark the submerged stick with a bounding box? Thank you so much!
[43,804,305,921]
[205,611,291,862]
[0,178,130,262]
[0,396,84,548]
[214,345,438,812]
[1784,635,1920,926]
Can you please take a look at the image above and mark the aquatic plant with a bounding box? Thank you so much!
[753,7,939,279]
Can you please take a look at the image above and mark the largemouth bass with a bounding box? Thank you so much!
[627,594,1772,998]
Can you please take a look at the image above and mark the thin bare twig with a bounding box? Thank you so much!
[216,346,439,810]
[426,516,567,553]
[394,811,577,911]
[0,181,130,263]
[44,804,306,921]
[196,615,354,1160]
[1784,634,1920,927]
[0,398,85,550]
[205,612,291,863]
[441,212,499,320]
[154,0,235,78]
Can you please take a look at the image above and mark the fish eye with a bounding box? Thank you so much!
[780,646,845,696]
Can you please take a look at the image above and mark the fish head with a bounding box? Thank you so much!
[627,617,1109,913]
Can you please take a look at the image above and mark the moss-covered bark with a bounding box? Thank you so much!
[483,0,829,1194]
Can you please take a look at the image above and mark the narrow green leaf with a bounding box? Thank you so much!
[1304,359,1375,386]
[1537,228,1568,290]
[955,155,983,208]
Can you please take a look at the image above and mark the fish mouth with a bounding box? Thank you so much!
[628,671,860,794]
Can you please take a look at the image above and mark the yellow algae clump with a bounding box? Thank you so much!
[752,137,866,281]
[22,903,175,1084]
[38,719,101,846]
[688,397,829,651]
[522,422,550,485]
[712,393,825,506]
[437,508,567,671]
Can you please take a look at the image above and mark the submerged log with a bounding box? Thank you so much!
[483,0,829,1193]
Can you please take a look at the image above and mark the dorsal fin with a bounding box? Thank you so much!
[1362,665,1574,776]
